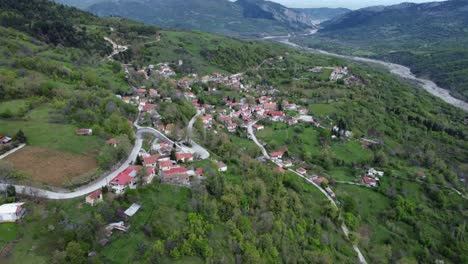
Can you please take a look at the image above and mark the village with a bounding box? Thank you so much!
[0,55,384,228]
[99,60,379,201]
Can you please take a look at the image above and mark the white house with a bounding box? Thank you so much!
[218,162,228,172]
[0,203,26,222]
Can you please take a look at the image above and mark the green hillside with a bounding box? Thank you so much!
[0,1,467,264]
[292,0,468,101]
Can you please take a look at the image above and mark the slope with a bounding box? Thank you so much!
[291,0,468,101]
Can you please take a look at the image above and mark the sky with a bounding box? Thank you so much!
[267,0,446,9]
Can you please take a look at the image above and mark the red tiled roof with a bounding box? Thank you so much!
[195,168,203,176]
[176,152,193,161]
[143,104,156,112]
[143,155,160,165]
[314,177,329,185]
[87,189,102,200]
[270,152,284,158]
[111,166,141,186]
[164,167,188,175]
[106,138,119,145]
[159,160,174,168]
[275,167,286,173]
[362,176,376,184]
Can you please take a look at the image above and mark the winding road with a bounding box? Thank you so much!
[246,122,368,264]
[0,124,210,200]
[263,36,468,112]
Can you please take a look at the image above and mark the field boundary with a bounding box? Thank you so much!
[0,144,26,160]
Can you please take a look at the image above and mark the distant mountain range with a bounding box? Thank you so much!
[54,0,347,37]
[293,7,350,24]
[293,0,468,101]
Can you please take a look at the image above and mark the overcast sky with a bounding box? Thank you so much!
[267,0,445,9]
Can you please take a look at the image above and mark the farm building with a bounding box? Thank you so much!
[85,190,103,206]
[0,203,26,222]
[76,129,93,136]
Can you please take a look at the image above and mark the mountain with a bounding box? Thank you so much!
[292,0,468,101]
[293,7,350,24]
[54,0,315,37]
[1,1,468,264]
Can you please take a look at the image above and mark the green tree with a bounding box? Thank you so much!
[66,241,85,264]
[13,129,27,143]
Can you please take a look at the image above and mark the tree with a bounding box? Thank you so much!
[13,129,27,143]
[66,241,85,264]
[6,185,16,198]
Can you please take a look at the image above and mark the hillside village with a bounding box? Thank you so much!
[81,55,381,204]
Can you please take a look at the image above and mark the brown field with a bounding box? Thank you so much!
[5,146,98,186]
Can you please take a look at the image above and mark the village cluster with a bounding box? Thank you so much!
[0,58,378,224]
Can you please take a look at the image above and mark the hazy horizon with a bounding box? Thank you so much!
[265,0,446,9]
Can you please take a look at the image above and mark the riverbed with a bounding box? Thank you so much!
[263,36,468,112]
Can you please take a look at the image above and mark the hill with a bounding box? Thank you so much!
[291,0,468,101]
[0,1,467,264]
[293,7,350,24]
[54,0,315,37]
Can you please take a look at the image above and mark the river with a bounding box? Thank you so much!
[261,36,468,112]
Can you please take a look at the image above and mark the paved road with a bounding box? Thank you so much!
[0,138,142,199]
[247,121,270,159]
[0,122,212,200]
[185,110,210,160]
[104,37,128,60]
[247,126,368,264]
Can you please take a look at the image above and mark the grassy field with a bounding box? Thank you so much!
[331,141,372,164]
[0,104,105,186]
[0,104,104,155]
[0,99,28,117]
[0,223,18,242]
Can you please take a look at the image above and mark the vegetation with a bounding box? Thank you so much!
[292,0,468,100]
[0,1,466,264]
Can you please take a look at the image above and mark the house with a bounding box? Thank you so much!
[175,152,194,163]
[149,89,159,98]
[253,124,264,131]
[218,162,228,172]
[267,111,286,122]
[263,102,277,111]
[143,154,160,167]
[283,160,293,168]
[106,138,119,147]
[313,177,329,186]
[110,166,141,194]
[226,122,237,133]
[159,160,175,171]
[270,152,284,159]
[85,190,103,206]
[0,203,26,222]
[362,176,378,187]
[146,167,156,184]
[296,168,307,175]
[161,167,190,185]
[367,168,384,178]
[143,104,157,113]
[195,168,204,177]
[275,167,286,173]
[76,129,93,136]
[298,108,308,115]
[136,88,147,97]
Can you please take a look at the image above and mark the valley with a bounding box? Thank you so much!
[0,1,467,264]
